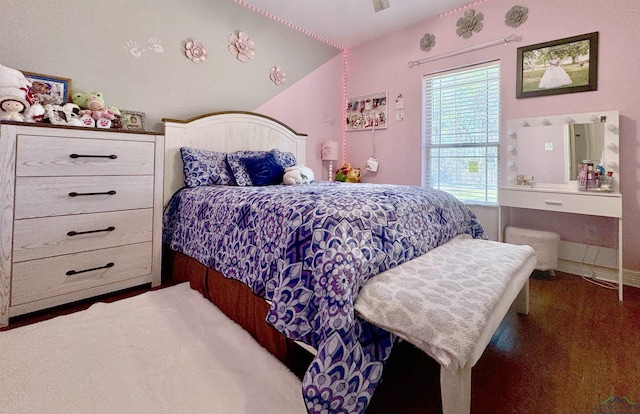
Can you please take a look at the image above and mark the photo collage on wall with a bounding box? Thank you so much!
[345,92,387,131]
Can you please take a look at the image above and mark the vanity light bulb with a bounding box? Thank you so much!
[507,161,515,167]
[606,161,618,168]
[589,114,599,122]
[507,145,515,152]
[606,142,617,150]
[564,117,573,124]
[507,129,516,138]
[520,121,529,127]
[541,119,551,126]
[606,124,618,132]
[507,175,514,182]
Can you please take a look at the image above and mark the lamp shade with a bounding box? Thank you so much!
[321,140,339,161]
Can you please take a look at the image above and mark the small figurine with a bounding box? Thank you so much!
[0,96,28,122]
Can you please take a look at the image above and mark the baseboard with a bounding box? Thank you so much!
[555,240,640,288]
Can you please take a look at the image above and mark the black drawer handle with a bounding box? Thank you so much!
[67,226,116,237]
[66,262,114,276]
[70,153,118,159]
[68,190,117,197]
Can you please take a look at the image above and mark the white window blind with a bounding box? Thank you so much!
[423,61,500,204]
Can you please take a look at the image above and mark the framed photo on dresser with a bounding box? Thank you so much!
[120,110,146,131]
[22,71,72,104]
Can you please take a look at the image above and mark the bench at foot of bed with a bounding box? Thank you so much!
[355,234,536,414]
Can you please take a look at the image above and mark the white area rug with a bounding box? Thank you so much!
[0,283,305,414]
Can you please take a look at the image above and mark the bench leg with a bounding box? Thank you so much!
[514,279,529,315]
[440,365,471,414]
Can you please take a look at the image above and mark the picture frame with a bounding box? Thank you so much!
[516,32,598,98]
[345,91,387,131]
[22,71,72,104]
[120,110,146,131]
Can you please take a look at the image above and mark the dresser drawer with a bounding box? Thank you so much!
[13,209,153,262]
[11,242,152,306]
[499,188,622,217]
[14,175,154,219]
[16,135,155,176]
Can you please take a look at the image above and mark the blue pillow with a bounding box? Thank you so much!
[180,147,235,187]
[227,149,296,186]
[241,152,285,186]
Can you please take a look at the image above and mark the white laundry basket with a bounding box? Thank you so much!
[504,226,560,272]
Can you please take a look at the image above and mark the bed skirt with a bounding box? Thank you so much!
[162,246,311,374]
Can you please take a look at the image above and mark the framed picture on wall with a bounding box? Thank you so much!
[120,110,146,131]
[516,32,598,98]
[345,91,387,131]
[22,71,72,104]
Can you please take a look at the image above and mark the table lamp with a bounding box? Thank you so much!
[321,140,339,181]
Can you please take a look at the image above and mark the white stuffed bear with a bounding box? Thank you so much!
[283,165,315,185]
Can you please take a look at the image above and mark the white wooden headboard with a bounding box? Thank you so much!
[162,111,308,206]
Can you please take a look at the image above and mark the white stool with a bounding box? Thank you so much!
[504,226,560,275]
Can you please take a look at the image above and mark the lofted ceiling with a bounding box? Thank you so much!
[239,0,476,48]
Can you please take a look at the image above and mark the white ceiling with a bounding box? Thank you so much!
[240,0,475,48]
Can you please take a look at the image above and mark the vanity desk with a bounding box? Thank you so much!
[499,111,624,300]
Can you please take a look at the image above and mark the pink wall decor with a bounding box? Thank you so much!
[269,66,286,85]
[185,40,207,63]
[228,32,255,61]
[125,37,164,58]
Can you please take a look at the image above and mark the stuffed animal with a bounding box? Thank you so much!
[44,103,82,126]
[346,167,361,183]
[0,64,44,122]
[73,92,119,128]
[335,162,351,182]
[335,162,361,183]
[282,165,315,185]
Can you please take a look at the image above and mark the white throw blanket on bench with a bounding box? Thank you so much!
[355,234,535,372]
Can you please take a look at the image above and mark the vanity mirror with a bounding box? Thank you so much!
[505,110,619,192]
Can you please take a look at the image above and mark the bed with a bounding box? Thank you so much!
[161,111,536,414]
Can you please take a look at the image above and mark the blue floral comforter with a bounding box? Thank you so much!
[162,182,485,413]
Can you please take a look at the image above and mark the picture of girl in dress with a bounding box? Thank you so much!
[538,53,572,89]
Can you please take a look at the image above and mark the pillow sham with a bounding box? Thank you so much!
[180,147,235,187]
[241,152,285,186]
[274,149,297,169]
[226,149,296,186]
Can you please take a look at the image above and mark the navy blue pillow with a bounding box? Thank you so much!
[241,152,285,186]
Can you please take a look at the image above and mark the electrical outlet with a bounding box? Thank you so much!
[585,226,597,239]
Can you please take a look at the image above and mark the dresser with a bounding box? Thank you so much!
[0,122,164,326]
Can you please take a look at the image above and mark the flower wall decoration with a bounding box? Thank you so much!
[505,6,528,28]
[228,31,255,62]
[420,33,436,52]
[456,9,484,38]
[185,40,207,63]
[269,66,286,85]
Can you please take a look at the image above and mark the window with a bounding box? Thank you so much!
[422,61,500,204]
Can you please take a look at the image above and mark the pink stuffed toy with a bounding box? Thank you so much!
[79,96,116,128]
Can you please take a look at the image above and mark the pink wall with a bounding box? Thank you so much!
[258,0,640,271]
[255,54,344,181]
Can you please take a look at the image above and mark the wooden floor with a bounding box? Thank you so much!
[2,272,639,413]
